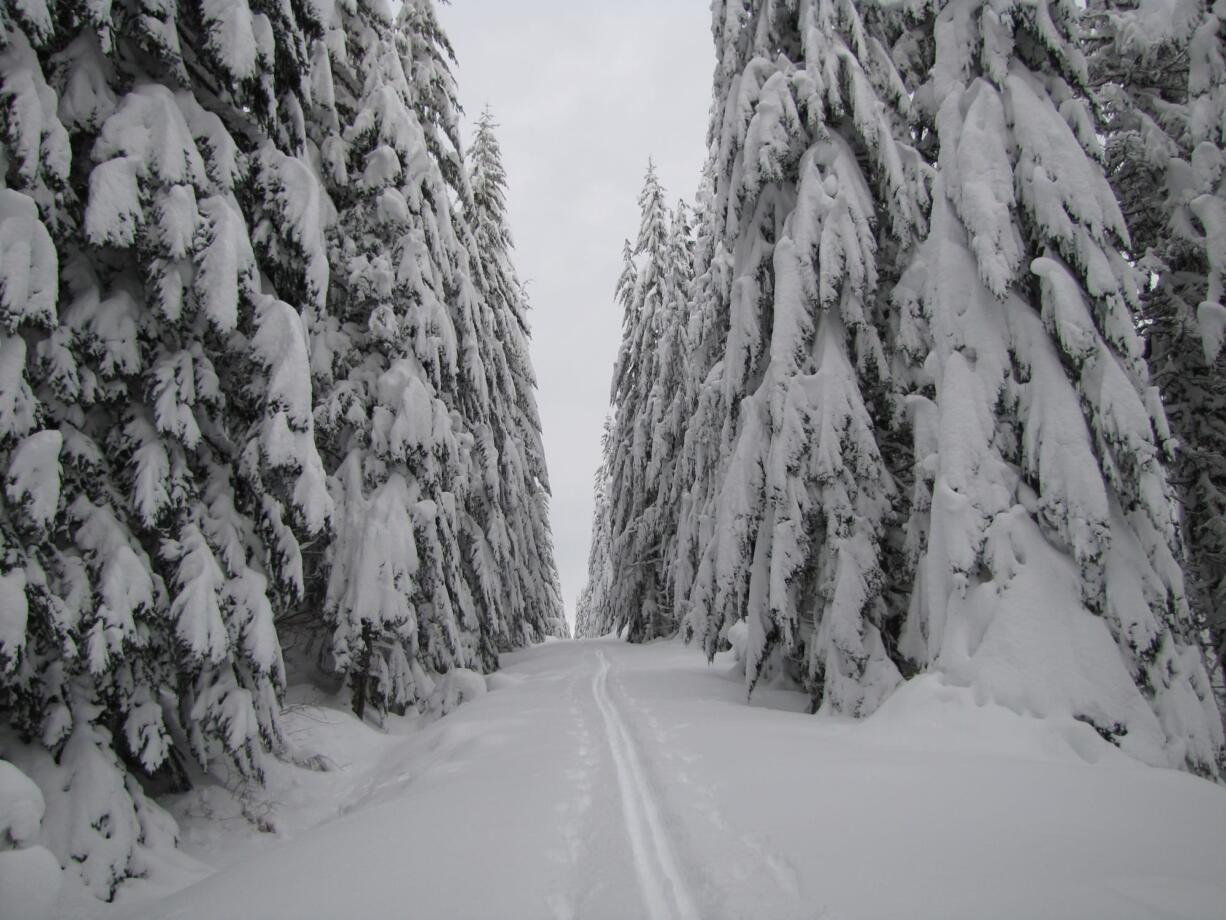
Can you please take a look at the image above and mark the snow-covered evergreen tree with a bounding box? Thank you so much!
[648,198,698,625]
[671,0,928,713]
[583,164,696,641]
[1089,0,1226,707]
[464,109,567,644]
[311,0,484,718]
[311,0,536,716]
[576,418,615,638]
[0,0,337,895]
[1,0,568,895]
[890,0,1223,772]
[310,7,565,718]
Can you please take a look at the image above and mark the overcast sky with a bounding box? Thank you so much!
[437,1,714,630]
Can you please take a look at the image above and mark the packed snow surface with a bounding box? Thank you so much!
[56,639,1226,920]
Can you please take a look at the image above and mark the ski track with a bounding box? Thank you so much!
[619,666,806,917]
[546,668,597,920]
[591,649,701,920]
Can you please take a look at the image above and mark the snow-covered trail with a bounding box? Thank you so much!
[589,649,700,920]
[92,639,1226,920]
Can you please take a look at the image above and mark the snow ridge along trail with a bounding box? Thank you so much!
[591,649,701,920]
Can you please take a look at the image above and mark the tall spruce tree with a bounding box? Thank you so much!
[464,109,567,644]
[889,0,1223,772]
[672,0,928,713]
[652,199,696,622]
[606,164,675,639]
[576,417,615,638]
[1089,0,1226,709]
[0,0,335,896]
[311,0,483,720]
[0,0,568,895]
[312,18,566,721]
[580,166,695,640]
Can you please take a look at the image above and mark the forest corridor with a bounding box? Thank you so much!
[3,0,1226,916]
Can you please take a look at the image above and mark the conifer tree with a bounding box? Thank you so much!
[890,0,1223,772]
[580,167,695,640]
[1090,0,1226,705]
[577,420,615,638]
[312,0,482,719]
[0,0,335,895]
[601,164,678,640]
[648,199,696,623]
[310,7,566,718]
[465,109,567,644]
[2,0,569,895]
[672,0,928,714]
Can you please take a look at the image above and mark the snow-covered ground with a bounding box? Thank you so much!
[53,639,1226,920]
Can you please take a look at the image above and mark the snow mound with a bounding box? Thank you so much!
[0,758,62,920]
[426,668,487,719]
[864,673,1139,767]
[1197,301,1226,363]
[0,844,61,920]
[726,619,749,664]
[0,758,45,847]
